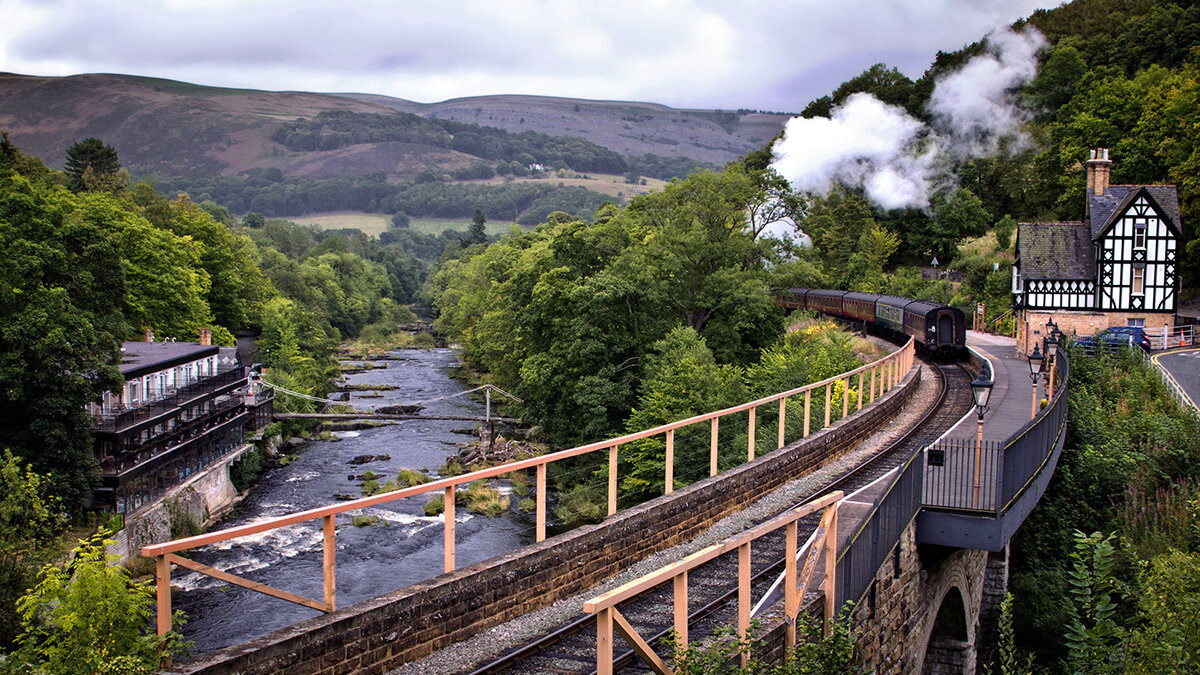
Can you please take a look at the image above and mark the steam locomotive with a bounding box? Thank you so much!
[776,288,966,356]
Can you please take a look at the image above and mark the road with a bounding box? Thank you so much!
[1154,348,1200,411]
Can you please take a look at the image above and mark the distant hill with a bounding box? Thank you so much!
[0,72,791,182]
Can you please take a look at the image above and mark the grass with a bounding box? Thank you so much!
[292,211,528,238]
[352,515,381,527]
[462,482,510,517]
[423,496,444,516]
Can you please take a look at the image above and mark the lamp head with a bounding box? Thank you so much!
[971,368,994,413]
[1028,345,1044,377]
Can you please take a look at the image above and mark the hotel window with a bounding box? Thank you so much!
[1132,265,1145,295]
[1134,223,1146,249]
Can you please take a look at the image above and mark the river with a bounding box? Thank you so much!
[175,348,534,655]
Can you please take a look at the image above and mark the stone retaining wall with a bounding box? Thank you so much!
[169,368,919,675]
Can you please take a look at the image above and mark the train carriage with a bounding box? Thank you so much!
[874,295,910,334]
[842,292,877,323]
[902,300,966,353]
[775,288,810,311]
[774,287,966,357]
[806,289,848,316]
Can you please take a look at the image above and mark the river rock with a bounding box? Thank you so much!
[348,454,391,465]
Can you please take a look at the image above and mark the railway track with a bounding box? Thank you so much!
[466,358,973,675]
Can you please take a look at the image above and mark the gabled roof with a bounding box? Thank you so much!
[1017,221,1094,280]
[1089,185,1181,239]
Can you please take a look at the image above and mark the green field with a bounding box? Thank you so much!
[292,213,526,238]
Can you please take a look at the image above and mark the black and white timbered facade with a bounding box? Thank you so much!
[1012,149,1181,351]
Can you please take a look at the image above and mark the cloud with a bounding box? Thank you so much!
[0,0,1062,109]
[770,26,1045,210]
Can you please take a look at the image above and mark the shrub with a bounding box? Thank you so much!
[9,531,190,674]
[351,515,380,527]
[395,469,429,488]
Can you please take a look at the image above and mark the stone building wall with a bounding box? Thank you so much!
[166,368,920,675]
[1019,309,1175,354]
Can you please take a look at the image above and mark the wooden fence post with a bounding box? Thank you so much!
[323,514,336,611]
[665,429,675,495]
[608,445,618,516]
[536,462,547,542]
[444,485,456,573]
[710,418,719,476]
[747,407,756,461]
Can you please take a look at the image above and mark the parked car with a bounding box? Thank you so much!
[1075,326,1152,353]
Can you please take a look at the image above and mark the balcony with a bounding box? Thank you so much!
[99,396,249,478]
[94,368,247,433]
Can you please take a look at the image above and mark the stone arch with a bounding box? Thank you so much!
[922,585,972,674]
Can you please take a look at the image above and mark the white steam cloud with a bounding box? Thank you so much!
[771,26,1046,211]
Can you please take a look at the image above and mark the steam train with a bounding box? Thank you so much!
[776,288,966,356]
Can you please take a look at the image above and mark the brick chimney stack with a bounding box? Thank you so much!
[199,327,212,346]
[144,327,154,342]
[1086,148,1112,196]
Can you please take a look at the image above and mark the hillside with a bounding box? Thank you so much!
[0,72,789,182]
[338,92,790,165]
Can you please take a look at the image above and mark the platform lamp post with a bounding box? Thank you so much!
[1027,345,1043,420]
[970,369,994,509]
[1044,320,1060,399]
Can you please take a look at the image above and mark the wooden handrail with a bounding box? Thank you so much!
[583,491,843,674]
[144,338,914,636]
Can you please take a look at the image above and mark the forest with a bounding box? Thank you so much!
[160,170,619,225]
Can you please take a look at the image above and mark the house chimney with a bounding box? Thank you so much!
[199,327,212,346]
[144,327,154,342]
[1086,148,1112,196]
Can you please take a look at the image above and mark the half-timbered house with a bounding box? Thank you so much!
[1012,148,1180,353]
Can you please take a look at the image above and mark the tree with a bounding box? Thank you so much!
[468,208,487,245]
[63,138,121,192]
[241,212,265,229]
[0,174,125,512]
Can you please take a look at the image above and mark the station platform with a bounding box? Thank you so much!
[945,331,1044,443]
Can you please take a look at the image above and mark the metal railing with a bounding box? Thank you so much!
[582,492,842,675]
[835,448,924,609]
[1149,325,1194,350]
[921,351,1069,516]
[142,339,916,636]
[94,368,248,432]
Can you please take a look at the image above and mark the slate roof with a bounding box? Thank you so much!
[1088,185,1181,239]
[119,341,219,379]
[1017,221,1094,280]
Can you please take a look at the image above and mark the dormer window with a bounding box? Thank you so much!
[1134,222,1146,249]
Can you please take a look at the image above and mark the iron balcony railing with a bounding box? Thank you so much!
[99,397,248,475]
[94,368,248,433]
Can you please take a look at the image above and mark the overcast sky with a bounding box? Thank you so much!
[0,0,1064,111]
